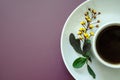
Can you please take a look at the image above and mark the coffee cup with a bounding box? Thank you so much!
[92,22,120,68]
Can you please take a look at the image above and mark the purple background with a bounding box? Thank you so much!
[0,0,84,80]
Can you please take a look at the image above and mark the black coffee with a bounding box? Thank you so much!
[96,25,120,64]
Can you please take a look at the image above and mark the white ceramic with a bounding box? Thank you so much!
[61,0,120,80]
[92,22,120,68]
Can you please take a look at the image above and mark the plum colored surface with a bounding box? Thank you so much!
[0,0,85,80]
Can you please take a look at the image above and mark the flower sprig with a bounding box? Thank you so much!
[69,8,101,79]
[78,8,101,41]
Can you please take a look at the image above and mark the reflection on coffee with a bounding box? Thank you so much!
[96,25,120,64]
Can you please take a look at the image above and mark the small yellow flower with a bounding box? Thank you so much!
[82,28,86,32]
[79,27,83,31]
[92,9,96,14]
[84,12,89,16]
[85,16,90,20]
[79,27,86,32]
[90,32,94,36]
[77,31,82,35]
[84,33,90,39]
[85,16,91,22]
[80,21,86,25]
[89,24,94,29]
[79,35,83,40]
[87,18,91,22]
[87,19,91,22]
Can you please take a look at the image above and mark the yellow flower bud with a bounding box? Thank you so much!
[82,28,86,32]
[84,12,89,16]
[79,27,86,32]
[85,16,90,20]
[80,21,86,25]
[84,33,90,39]
[79,27,83,31]
[77,31,82,35]
[89,24,94,29]
[85,16,91,22]
[90,32,94,36]
[87,18,91,22]
[92,9,96,14]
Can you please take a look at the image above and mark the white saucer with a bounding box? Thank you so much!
[61,0,120,80]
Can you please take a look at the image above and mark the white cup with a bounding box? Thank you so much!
[92,22,120,68]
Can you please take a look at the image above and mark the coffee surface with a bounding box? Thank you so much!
[96,25,120,64]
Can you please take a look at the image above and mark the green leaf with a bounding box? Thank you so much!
[69,33,83,54]
[87,64,96,79]
[83,39,91,53]
[73,57,86,68]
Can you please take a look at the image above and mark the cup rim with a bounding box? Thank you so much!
[92,22,120,68]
